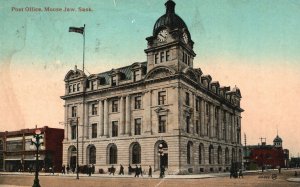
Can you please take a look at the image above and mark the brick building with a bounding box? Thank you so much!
[62,0,243,174]
[244,135,289,170]
[1,126,64,172]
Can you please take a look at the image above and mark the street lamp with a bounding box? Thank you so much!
[158,143,164,178]
[31,129,45,187]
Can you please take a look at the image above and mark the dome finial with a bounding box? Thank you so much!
[165,0,176,14]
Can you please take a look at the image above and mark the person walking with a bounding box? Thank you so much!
[128,164,132,175]
[148,165,152,177]
[66,165,70,174]
[62,165,66,175]
[109,165,115,175]
[139,165,143,177]
[119,164,124,175]
[134,165,139,177]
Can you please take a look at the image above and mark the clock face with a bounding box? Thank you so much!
[157,29,168,42]
[183,32,188,44]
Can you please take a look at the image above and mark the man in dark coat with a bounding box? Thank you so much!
[119,164,124,175]
[139,165,143,177]
[134,165,139,177]
[148,165,152,177]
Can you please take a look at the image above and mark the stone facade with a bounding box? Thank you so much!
[61,0,243,174]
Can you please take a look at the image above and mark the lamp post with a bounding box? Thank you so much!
[158,143,164,178]
[31,129,44,187]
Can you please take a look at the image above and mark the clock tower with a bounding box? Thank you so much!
[145,0,196,73]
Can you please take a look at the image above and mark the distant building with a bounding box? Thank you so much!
[244,135,289,170]
[1,126,64,172]
[61,0,243,174]
[290,157,300,168]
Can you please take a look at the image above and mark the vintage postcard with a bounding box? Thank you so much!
[0,0,299,186]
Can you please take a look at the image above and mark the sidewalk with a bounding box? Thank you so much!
[286,178,300,183]
[0,171,230,179]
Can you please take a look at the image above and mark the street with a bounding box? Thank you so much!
[0,169,299,187]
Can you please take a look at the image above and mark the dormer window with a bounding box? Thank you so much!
[133,70,140,82]
[91,80,97,90]
[112,76,117,86]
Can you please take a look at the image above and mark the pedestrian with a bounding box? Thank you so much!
[278,166,281,174]
[62,165,66,174]
[238,169,243,178]
[134,165,139,177]
[109,165,115,175]
[148,165,152,177]
[88,165,92,176]
[160,165,165,178]
[128,164,132,175]
[66,165,70,174]
[139,165,143,177]
[119,164,124,175]
[92,164,95,174]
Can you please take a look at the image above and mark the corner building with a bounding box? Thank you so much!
[61,0,244,174]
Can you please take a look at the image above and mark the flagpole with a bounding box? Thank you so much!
[83,24,85,73]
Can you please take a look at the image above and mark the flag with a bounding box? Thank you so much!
[69,26,84,34]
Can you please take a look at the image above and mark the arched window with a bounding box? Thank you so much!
[132,143,141,164]
[209,145,214,164]
[187,141,193,164]
[218,146,222,164]
[108,144,117,164]
[88,145,96,164]
[225,147,229,164]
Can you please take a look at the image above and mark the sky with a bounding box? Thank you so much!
[0,0,300,157]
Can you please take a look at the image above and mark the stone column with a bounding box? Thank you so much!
[85,102,89,139]
[210,104,214,138]
[200,99,205,137]
[218,108,222,140]
[125,95,131,135]
[64,105,68,140]
[120,96,125,135]
[103,99,108,137]
[99,100,104,136]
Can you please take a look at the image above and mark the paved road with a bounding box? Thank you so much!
[0,169,299,187]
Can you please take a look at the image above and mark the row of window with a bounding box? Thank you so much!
[71,92,167,118]
[69,83,80,93]
[83,143,242,166]
[154,50,170,64]
[70,115,167,140]
[182,51,191,66]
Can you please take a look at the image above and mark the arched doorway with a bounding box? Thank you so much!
[107,144,117,165]
[68,146,77,171]
[154,141,168,170]
[86,145,96,164]
[129,142,141,165]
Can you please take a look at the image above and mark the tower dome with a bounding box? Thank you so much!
[273,135,283,148]
[153,0,189,35]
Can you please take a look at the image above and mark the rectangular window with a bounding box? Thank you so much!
[71,125,76,140]
[112,76,117,86]
[186,116,190,133]
[196,120,199,134]
[134,118,141,135]
[77,83,80,91]
[69,86,72,93]
[112,121,118,137]
[185,92,190,106]
[91,80,97,90]
[112,99,118,112]
[92,123,97,138]
[155,54,159,64]
[92,104,98,115]
[187,56,190,66]
[134,96,142,109]
[133,70,139,82]
[71,106,77,117]
[158,115,166,133]
[166,50,170,61]
[160,51,165,62]
[73,85,76,92]
[196,97,200,111]
[158,91,166,105]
